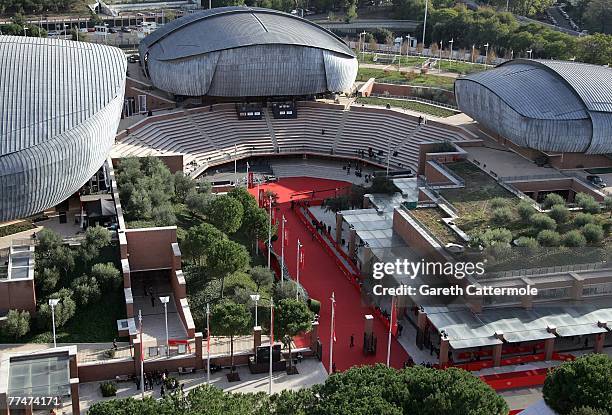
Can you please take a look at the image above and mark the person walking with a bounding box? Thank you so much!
[160,384,165,398]
[350,334,354,348]
[150,295,155,308]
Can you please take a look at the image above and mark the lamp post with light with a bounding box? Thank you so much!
[160,296,170,356]
[250,294,261,327]
[49,298,60,348]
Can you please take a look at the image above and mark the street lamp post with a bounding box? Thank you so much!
[296,239,303,300]
[159,296,170,356]
[527,48,533,59]
[267,194,272,269]
[421,0,428,55]
[398,36,403,72]
[280,215,287,287]
[48,299,60,348]
[439,40,443,73]
[250,294,261,327]
[359,31,367,62]
[448,38,454,69]
[484,43,490,66]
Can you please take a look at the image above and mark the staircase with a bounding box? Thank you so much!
[264,108,279,152]
[331,110,351,154]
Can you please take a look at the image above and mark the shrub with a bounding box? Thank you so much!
[543,193,566,209]
[515,236,539,250]
[581,223,604,243]
[491,207,513,225]
[562,230,587,247]
[537,230,561,246]
[517,200,536,221]
[71,275,102,306]
[479,228,513,247]
[91,263,121,291]
[575,193,600,213]
[549,204,570,223]
[489,197,509,209]
[4,310,30,340]
[37,288,76,329]
[574,213,596,227]
[100,381,117,397]
[569,407,610,415]
[530,213,557,230]
[543,354,612,415]
[603,220,612,234]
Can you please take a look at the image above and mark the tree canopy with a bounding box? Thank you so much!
[88,365,508,415]
[543,354,612,414]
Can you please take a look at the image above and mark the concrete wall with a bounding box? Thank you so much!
[124,77,176,113]
[511,178,605,202]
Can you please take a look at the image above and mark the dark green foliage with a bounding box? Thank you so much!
[517,200,536,221]
[514,236,539,252]
[581,223,604,243]
[87,365,508,415]
[100,381,117,397]
[37,288,76,329]
[206,194,244,234]
[543,354,612,414]
[491,207,513,225]
[574,213,596,227]
[576,193,601,214]
[210,300,251,371]
[562,230,587,247]
[274,299,313,371]
[569,407,610,415]
[530,213,557,231]
[71,275,101,306]
[490,197,509,209]
[537,230,561,246]
[4,310,30,340]
[250,266,274,293]
[91,262,122,291]
[543,193,566,209]
[549,204,571,223]
[475,228,513,247]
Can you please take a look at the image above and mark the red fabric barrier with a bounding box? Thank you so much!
[481,368,548,391]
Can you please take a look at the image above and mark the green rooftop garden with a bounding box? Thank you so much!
[356,67,456,90]
[355,96,458,118]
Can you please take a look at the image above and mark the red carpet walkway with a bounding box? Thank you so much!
[251,178,409,372]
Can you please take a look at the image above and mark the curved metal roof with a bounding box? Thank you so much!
[139,6,355,61]
[0,36,126,156]
[456,61,589,120]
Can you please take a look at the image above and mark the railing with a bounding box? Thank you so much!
[428,160,465,186]
[482,262,609,279]
[367,93,459,110]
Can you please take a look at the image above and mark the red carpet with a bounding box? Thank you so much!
[251,178,410,372]
[480,368,548,391]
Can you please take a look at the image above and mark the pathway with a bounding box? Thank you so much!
[251,177,410,372]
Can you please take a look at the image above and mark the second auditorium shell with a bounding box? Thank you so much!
[138,7,358,97]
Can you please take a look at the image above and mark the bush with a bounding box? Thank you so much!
[537,230,561,246]
[562,230,587,247]
[4,310,30,340]
[100,381,117,397]
[478,228,513,247]
[543,193,566,209]
[515,236,539,250]
[37,288,76,329]
[491,207,513,225]
[581,223,604,243]
[530,213,557,230]
[574,213,596,227]
[307,298,321,315]
[543,354,612,415]
[575,193,600,214]
[489,197,509,209]
[517,200,536,221]
[91,263,122,291]
[549,204,570,223]
[569,407,610,415]
[103,349,116,359]
[71,275,102,306]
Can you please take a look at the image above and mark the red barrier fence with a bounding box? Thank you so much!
[480,368,548,391]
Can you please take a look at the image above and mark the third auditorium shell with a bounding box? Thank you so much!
[138,7,358,97]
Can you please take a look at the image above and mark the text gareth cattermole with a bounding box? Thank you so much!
[372,259,486,280]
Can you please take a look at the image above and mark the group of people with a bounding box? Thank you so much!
[137,369,185,399]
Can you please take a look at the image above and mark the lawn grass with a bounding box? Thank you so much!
[356,96,457,118]
[357,52,488,75]
[356,68,455,90]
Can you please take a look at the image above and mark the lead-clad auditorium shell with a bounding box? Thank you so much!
[138,7,358,97]
[455,59,612,154]
[0,36,126,222]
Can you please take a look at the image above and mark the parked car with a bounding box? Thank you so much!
[586,175,607,188]
[108,27,117,34]
[121,26,131,33]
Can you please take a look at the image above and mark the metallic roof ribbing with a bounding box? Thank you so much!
[508,59,612,114]
[139,6,355,61]
[0,36,127,156]
[457,63,589,120]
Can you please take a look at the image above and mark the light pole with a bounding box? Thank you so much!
[268,299,274,395]
[234,144,238,185]
[448,38,454,69]
[359,31,367,62]
[250,294,260,327]
[23,26,29,37]
[267,194,272,269]
[398,36,403,72]
[49,298,60,348]
[421,0,428,55]
[527,48,533,59]
[329,292,336,373]
[206,303,211,384]
[439,40,443,73]
[159,296,170,356]
[280,215,287,287]
[472,44,475,63]
[296,239,303,300]
[484,43,490,66]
